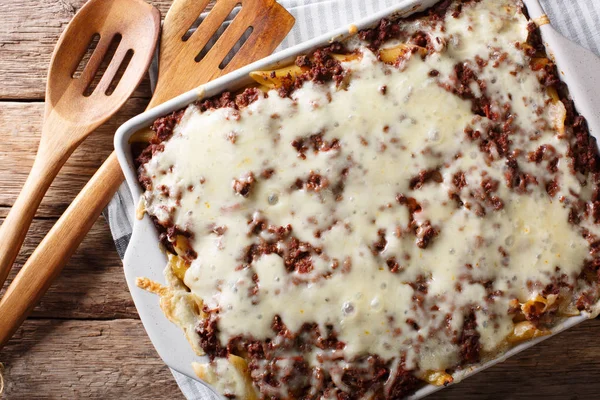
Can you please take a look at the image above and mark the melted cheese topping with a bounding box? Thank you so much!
[139,0,599,389]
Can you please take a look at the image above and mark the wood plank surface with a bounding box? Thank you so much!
[0,0,174,100]
[433,319,600,399]
[0,100,148,218]
[0,217,138,320]
[1,319,183,399]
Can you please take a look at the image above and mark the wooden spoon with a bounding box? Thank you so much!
[0,0,294,347]
[0,0,160,288]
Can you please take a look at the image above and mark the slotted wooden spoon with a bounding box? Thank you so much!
[0,0,294,347]
[0,0,160,288]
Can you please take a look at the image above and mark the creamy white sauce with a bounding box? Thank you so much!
[140,0,598,384]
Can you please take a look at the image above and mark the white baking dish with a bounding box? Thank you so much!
[114,0,600,398]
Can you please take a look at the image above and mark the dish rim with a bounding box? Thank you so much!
[114,0,600,398]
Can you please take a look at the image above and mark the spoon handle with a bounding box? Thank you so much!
[0,129,73,288]
[0,151,123,347]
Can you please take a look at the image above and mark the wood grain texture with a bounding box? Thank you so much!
[433,319,600,399]
[0,319,183,399]
[0,0,175,100]
[0,217,137,320]
[149,0,295,108]
[0,100,147,218]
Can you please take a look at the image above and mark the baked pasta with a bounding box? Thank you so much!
[134,0,600,398]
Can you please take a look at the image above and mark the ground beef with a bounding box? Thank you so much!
[248,352,418,400]
[261,168,275,179]
[443,62,493,119]
[407,0,464,21]
[409,275,429,294]
[197,316,227,359]
[479,122,512,159]
[358,18,401,51]
[242,241,279,264]
[386,257,401,273]
[396,194,422,214]
[153,224,197,261]
[241,218,321,275]
[458,311,481,364]
[239,319,418,399]
[337,355,420,399]
[384,366,421,399]
[251,357,312,398]
[528,144,557,163]
[570,116,600,175]
[524,19,545,55]
[448,171,467,206]
[505,157,538,193]
[151,109,186,144]
[305,172,330,192]
[481,177,498,194]
[196,87,264,112]
[232,172,256,198]
[409,169,443,190]
[524,23,600,176]
[546,178,560,198]
[198,91,237,110]
[474,177,504,210]
[371,229,388,254]
[291,132,340,159]
[137,164,155,191]
[277,43,349,97]
[135,109,185,170]
[284,237,316,273]
[396,194,439,248]
[235,87,263,108]
[415,220,438,249]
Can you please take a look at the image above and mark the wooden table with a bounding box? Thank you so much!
[1,1,600,398]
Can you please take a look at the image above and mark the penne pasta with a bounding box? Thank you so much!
[507,321,550,344]
[378,44,427,63]
[249,53,360,89]
[129,127,156,143]
[531,57,552,71]
[137,276,206,356]
[422,371,454,386]
[249,65,307,89]
[193,355,259,400]
[521,294,557,320]
[168,253,190,282]
[331,52,362,63]
[545,87,567,134]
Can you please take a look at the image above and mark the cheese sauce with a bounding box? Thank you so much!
[139,0,600,394]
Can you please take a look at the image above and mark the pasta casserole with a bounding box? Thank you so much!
[133,0,600,398]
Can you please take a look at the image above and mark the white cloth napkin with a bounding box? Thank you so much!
[103,1,600,398]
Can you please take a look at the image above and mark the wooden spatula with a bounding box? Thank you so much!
[0,0,160,288]
[0,0,294,348]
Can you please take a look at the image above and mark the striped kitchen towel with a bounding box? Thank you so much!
[103,0,600,398]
